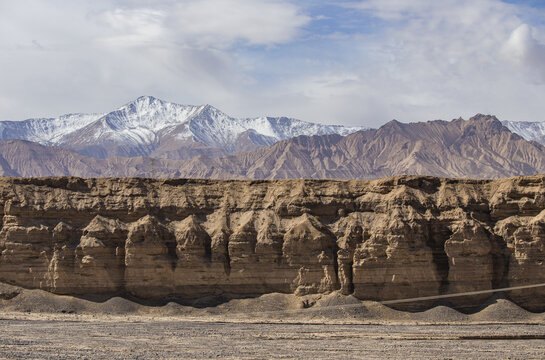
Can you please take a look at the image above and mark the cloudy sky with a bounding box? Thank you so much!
[1,0,544,127]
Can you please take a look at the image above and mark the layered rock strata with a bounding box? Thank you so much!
[0,176,545,310]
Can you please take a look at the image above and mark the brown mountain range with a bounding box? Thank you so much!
[1,114,544,179]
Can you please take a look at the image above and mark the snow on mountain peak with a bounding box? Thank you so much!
[0,96,368,158]
[502,120,545,144]
[99,97,203,133]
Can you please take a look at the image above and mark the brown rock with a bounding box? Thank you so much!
[282,213,338,295]
[124,215,176,298]
[72,216,127,294]
[444,219,493,306]
[0,175,544,310]
[172,215,217,297]
[337,223,363,295]
[0,215,52,289]
[352,212,441,309]
[496,210,545,311]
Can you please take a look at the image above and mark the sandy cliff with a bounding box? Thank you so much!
[0,175,545,310]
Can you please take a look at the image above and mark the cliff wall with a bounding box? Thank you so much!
[0,176,544,310]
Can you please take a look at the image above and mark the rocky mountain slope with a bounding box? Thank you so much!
[180,114,545,179]
[0,96,365,159]
[0,140,186,178]
[1,175,545,310]
[1,114,545,179]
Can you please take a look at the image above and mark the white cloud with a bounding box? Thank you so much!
[502,24,545,83]
[346,0,444,20]
[170,0,310,47]
[0,0,310,120]
[99,8,167,46]
[272,0,545,125]
[96,0,310,49]
[0,0,544,128]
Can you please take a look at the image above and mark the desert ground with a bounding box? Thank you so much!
[2,283,545,359]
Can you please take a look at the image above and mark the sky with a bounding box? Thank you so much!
[0,0,544,127]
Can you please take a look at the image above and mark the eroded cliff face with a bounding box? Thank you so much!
[0,176,544,310]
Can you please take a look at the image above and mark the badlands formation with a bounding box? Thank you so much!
[1,175,545,311]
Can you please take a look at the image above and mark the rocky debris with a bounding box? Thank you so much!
[1,175,545,310]
[0,282,20,300]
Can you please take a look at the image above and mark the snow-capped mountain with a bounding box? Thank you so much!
[0,96,367,159]
[0,113,104,144]
[2,114,545,179]
[502,121,545,145]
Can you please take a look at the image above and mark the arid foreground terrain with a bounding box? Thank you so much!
[2,283,545,359]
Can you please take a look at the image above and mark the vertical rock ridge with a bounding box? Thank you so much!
[210,212,232,276]
[444,218,493,307]
[337,223,362,295]
[73,215,127,294]
[282,213,338,295]
[426,221,451,296]
[124,215,176,298]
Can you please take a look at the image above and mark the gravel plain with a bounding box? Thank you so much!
[2,316,545,359]
[2,283,545,359]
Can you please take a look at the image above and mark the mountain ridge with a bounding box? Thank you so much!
[0,96,367,159]
[1,114,544,179]
[4,97,545,162]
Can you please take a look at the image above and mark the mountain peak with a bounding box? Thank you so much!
[380,119,404,131]
[465,114,505,135]
[124,95,166,108]
[468,114,500,123]
[0,97,365,159]
[136,95,158,101]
